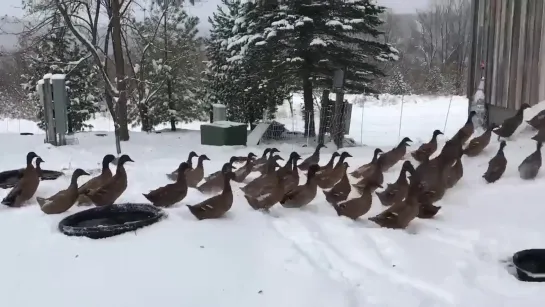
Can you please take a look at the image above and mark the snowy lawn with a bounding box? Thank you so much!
[0,96,543,307]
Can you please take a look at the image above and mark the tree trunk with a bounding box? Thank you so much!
[302,71,315,138]
[317,89,330,145]
[111,0,129,141]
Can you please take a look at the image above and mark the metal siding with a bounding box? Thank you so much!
[468,0,544,109]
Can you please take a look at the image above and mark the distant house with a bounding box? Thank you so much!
[467,0,545,124]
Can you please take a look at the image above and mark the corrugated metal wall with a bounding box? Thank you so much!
[467,0,545,110]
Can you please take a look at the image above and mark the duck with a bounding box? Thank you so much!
[197,163,235,194]
[278,152,301,193]
[298,144,326,171]
[411,130,443,162]
[350,148,383,178]
[415,152,454,204]
[463,123,498,157]
[280,164,320,208]
[493,103,531,140]
[443,149,463,189]
[317,152,340,174]
[437,135,464,164]
[244,172,285,211]
[233,152,257,183]
[315,151,352,189]
[187,164,235,220]
[332,181,382,220]
[368,175,423,229]
[37,169,90,214]
[377,137,412,172]
[2,152,41,207]
[252,148,279,171]
[451,111,477,144]
[240,159,283,197]
[352,156,385,194]
[527,109,545,129]
[166,151,198,181]
[257,154,284,175]
[81,154,134,206]
[204,156,239,182]
[518,141,542,180]
[77,154,116,206]
[143,162,191,207]
[376,161,415,207]
[483,141,507,183]
[185,154,210,187]
[323,162,351,204]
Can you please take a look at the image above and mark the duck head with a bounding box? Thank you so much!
[261,148,271,157]
[26,151,39,165]
[72,168,90,178]
[433,130,444,137]
[187,151,198,159]
[221,162,236,173]
[199,154,210,162]
[177,162,191,172]
[269,148,280,155]
[520,103,531,111]
[307,164,321,177]
[402,160,416,174]
[35,157,44,166]
[289,151,301,161]
[343,162,350,169]
[340,151,353,159]
[468,110,477,119]
[102,154,116,166]
[316,144,327,150]
[499,141,507,151]
[373,148,383,156]
[332,152,341,158]
[399,137,412,146]
[118,154,134,165]
[247,152,257,160]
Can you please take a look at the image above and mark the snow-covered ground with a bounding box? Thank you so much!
[0,95,543,307]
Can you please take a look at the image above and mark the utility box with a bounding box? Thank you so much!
[212,104,226,122]
[200,121,247,146]
[37,73,69,146]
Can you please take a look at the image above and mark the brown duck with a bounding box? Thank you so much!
[82,154,134,206]
[77,154,116,206]
[187,165,235,220]
[185,154,210,187]
[443,149,463,189]
[451,111,476,144]
[257,154,284,175]
[204,156,239,182]
[376,161,415,207]
[350,148,383,178]
[144,162,191,207]
[527,109,545,129]
[493,103,530,140]
[37,169,90,214]
[438,135,464,164]
[411,130,443,162]
[241,159,283,197]
[197,163,236,194]
[368,176,422,229]
[280,164,320,208]
[377,137,412,172]
[518,141,542,180]
[277,152,301,193]
[298,144,326,171]
[2,152,41,207]
[315,151,353,189]
[166,151,198,181]
[332,181,382,220]
[463,123,498,157]
[317,152,340,174]
[244,172,285,211]
[352,156,385,194]
[233,152,257,183]
[482,141,507,183]
[252,148,279,172]
[323,162,351,204]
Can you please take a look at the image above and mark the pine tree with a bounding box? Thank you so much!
[228,0,398,136]
[20,20,101,133]
[130,6,204,131]
[205,0,291,127]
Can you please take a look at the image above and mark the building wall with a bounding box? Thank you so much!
[467,0,545,123]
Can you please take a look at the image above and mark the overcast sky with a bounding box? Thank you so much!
[2,0,429,19]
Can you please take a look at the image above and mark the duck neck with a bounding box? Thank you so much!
[306,173,317,186]
[285,156,294,168]
[70,174,80,188]
[431,134,439,143]
[371,151,379,163]
[176,168,187,183]
[222,175,232,194]
[334,156,346,168]
[313,146,321,157]
[261,150,269,159]
[196,158,204,169]
[325,155,335,168]
[186,156,194,168]
[116,163,127,177]
[396,168,407,183]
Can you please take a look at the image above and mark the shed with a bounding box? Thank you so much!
[467,0,545,124]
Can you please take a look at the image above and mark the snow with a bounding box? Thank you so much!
[310,38,327,46]
[51,74,66,80]
[0,95,543,307]
[208,120,246,127]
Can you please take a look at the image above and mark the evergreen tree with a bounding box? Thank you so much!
[20,20,101,132]
[205,0,291,127]
[228,0,398,136]
[130,6,204,131]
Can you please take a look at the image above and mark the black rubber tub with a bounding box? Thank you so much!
[0,169,64,189]
[512,249,545,282]
[58,203,166,239]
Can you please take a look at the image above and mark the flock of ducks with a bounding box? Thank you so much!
[1,104,543,229]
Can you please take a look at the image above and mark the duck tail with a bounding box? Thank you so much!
[36,197,46,207]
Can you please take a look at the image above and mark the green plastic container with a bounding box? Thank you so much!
[200,121,248,146]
